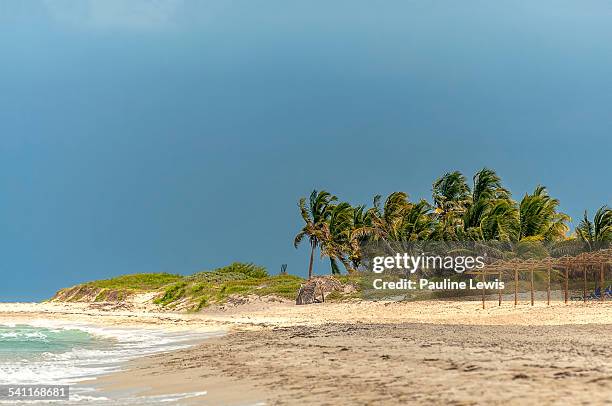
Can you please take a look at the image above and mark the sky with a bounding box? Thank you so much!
[1,0,611,301]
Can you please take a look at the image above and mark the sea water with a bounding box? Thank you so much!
[0,322,221,404]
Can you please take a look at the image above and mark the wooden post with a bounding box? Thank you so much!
[498,271,502,306]
[547,266,551,306]
[482,270,486,309]
[530,268,534,306]
[564,268,569,304]
[583,265,587,304]
[601,263,605,302]
[514,268,518,306]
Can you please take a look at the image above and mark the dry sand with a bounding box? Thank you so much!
[1,299,611,405]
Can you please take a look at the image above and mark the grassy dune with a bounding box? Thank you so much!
[153,263,304,310]
[53,263,305,311]
[83,273,184,291]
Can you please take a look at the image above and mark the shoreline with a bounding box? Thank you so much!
[0,304,228,404]
[1,300,611,404]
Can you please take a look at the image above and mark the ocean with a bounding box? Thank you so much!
[0,322,220,404]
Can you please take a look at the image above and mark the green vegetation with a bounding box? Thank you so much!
[188,262,269,281]
[93,289,128,302]
[295,168,612,275]
[83,263,305,310]
[154,272,304,310]
[83,273,183,291]
[57,263,311,310]
[155,282,187,306]
[294,191,337,279]
[576,206,612,250]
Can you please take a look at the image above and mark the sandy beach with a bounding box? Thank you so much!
[6,1,612,404]
[1,299,611,405]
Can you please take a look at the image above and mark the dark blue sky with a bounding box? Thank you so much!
[1,1,611,301]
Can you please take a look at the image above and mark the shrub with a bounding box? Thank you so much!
[154,282,187,306]
[85,273,183,291]
[214,262,268,279]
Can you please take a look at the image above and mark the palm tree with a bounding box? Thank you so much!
[361,192,434,244]
[367,192,412,242]
[576,206,612,250]
[432,171,470,213]
[462,168,515,241]
[320,202,355,274]
[401,199,434,240]
[432,171,470,240]
[480,199,518,241]
[295,171,608,275]
[346,205,372,269]
[294,190,336,279]
[517,185,570,241]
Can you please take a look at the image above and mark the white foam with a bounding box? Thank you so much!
[0,321,223,404]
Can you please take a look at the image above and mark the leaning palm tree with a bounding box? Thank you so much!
[576,206,612,250]
[319,202,355,274]
[343,205,373,269]
[366,192,412,242]
[462,168,515,241]
[359,192,435,250]
[518,185,570,242]
[432,171,470,214]
[401,199,434,241]
[480,199,519,241]
[294,190,336,279]
[432,171,470,240]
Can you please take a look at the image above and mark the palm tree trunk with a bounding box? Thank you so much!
[308,241,315,279]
